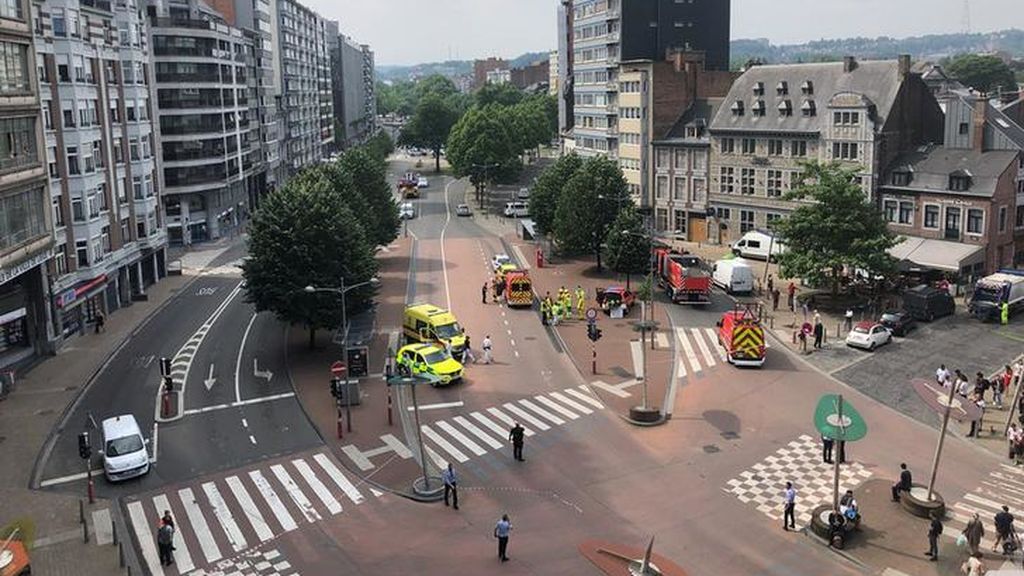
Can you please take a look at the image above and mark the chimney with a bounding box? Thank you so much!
[971,95,987,152]
[898,54,911,79]
[843,56,857,73]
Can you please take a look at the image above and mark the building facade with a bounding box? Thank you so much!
[0,0,54,367]
[36,0,167,343]
[327,25,374,151]
[472,56,506,89]
[510,58,548,91]
[706,56,944,244]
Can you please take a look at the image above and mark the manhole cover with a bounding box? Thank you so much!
[721,431,740,440]
[703,444,721,454]
[36,409,54,416]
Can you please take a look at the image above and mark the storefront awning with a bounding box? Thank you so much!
[56,274,108,308]
[888,237,986,273]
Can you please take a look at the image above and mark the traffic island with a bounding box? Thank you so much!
[628,406,662,424]
[411,476,444,501]
[900,484,945,519]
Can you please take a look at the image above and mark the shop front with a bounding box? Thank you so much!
[55,274,108,339]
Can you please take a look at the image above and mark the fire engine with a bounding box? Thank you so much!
[654,247,711,304]
[716,303,766,367]
[502,270,533,307]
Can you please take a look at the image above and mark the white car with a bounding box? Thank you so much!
[516,187,530,200]
[399,202,415,220]
[417,176,429,188]
[491,253,512,271]
[845,321,892,351]
[101,415,150,482]
[455,204,472,217]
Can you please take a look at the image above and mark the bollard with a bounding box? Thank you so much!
[386,387,393,426]
[836,322,841,339]
[119,542,125,567]
[79,499,84,524]
[112,519,117,545]
[336,405,343,440]
[791,330,797,344]
[82,517,89,543]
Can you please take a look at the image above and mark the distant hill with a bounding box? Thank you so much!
[378,51,550,82]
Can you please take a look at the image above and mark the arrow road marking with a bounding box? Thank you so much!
[253,358,273,382]
[203,364,217,391]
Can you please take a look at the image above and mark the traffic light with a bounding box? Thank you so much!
[159,357,171,377]
[163,376,174,395]
[329,378,341,399]
[78,432,91,460]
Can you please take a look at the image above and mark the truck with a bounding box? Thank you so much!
[398,173,419,199]
[654,247,711,304]
[968,271,1024,321]
[502,270,534,307]
[716,304,766,367]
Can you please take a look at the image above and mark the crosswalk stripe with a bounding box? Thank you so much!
[152,494,194,572]
[313,453,365,505]
[292,459,343,515]
[690,327,716,367]
[534,395,579,419]
[517,399,564,425]
[477,409,533,437]
[225,476,274,542]
[704,328,728,361]
[655,331,669,349]
[502,402,551,430]
[630,340,644,380]
[179,487,222,563]
[424,444,448,469]
[271,464,321,523]
[963,492,1005,511]
[676,328,702,374]
[452,416,504,449]
[202,482,248,553]
[421,424,470,462]
[248,470,298,532]
[549,391,593,414]
[676,359,687,380]
[587,380,630,398]
[126,501,165,576]
[564,387,603,409]
[435,420,488,456]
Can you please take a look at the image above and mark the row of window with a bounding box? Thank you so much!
[718,167,797,197]
[655,148,708,172]
[574,69,611,86]
[719,137,811,157]
[573,21,617,42]
[55,209,156,273]
[46,97,150,131]
[883,199,991,236]
[0,187,47,251]
[0,116,37,173]
[654,175,707,204]
[47,134,153,180]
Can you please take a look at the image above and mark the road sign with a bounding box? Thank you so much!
[813,394,867,442]
[346,346,370,378]
[911,378,982,422]
[586,307,598,322]
[330,361,346,377]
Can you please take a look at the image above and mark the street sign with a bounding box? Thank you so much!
[813,394,867,442]
[330,361,346,377]
[346,346,370,378]
[911,378,982,422]
[586,307,598,322]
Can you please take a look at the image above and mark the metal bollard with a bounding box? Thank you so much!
[82,517,89,543]
[112,520,117,545]
[836,322,841,338]
[119,542,125,567]
[80,499,85,524]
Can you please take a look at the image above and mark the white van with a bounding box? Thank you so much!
[101,415,150,482]
[503,201,528,218]
[713,258,755,294]
[731,230,785,261]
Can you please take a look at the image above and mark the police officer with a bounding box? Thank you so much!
[509,422,525,461]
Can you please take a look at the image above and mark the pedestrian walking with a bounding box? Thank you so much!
[926,510,942,560]
[936,364,951,387]
[767,275,774,296]
[844,309,854,333]
[94,312,105,334]
[157,520,175,566]
[162,510,175,530]
[812,309,822,326]
[891,463,912,502]
[509,422,525,461]
[462,335,476,364]
[962,552,987,576]
[482,282,488,304]
[968,393,985,437]
[782,481,796,530]
[822,434,834,463]
[575,285,586,320]
[993,505,1015,553]
[974,371,990,401]
[1002,301,1010,325]
[481,335,493,364]
[1007,423,1021,461]
[494,514,512,562]
[772,288,780,311]
[956,370,971,398]
[963,512,985,555]
[813,320,824,349]
[787,282,796,311]
[442,463,459,510]
[998,364,1012,409]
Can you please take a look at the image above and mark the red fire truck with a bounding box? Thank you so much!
[654,247,711,304]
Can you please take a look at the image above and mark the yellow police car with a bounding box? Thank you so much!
[395,343,464,386]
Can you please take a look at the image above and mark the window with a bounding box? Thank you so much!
[655,176,668,199]
[883,199,897,222]
[1017,205,1024,229]
[0,116,37,171]
[673,177,686,201]
[692,152,705,171]
[674,149,688,170]
[76,240,88,267]
[0,41,29,94]
[716,207,731,221]
[47,145,57,179]
[52,8,66,36]
[740,168,755,195]
[61,100,74,128]
[120,218,130,244]
[891,171,911,186]
[740,210,755,233]
[67,9,79,37]
[42,104,52,130]
[898,201,913,225]
[766,213,782,227]
[790,140,807,157]
[132,176,142,199]
[719,167,734,194]
[945,207,962,237]
[1000,206,1007,233]
[833,111,860,125]
[692,178,705,203]
[673,210,687,235]
[73,55,84,82]
[0,0,23,20]
[92,141,103,169]
[924,205,940,229]
[731,100,744,116]
[766,169,783,197]
[66,146,79,175]
[767,139,783,156]
[71,196,83,221]
[51,196,63,227]
[801,81,813,95]
[129,138,139,161]
[741,138,756,155]
[126,100,136,121]
[967,208,984,234]
[776,81,788,95]
[656,208,668,232]
[86,192,99,218]
[113,137,123,164]
[53,245,67,276]
[949,174,971,191]
[83,146,94,173]
[656,149,671,169]
[101,226,110,254]
[832,142,858,160]
[109,100,120,123]
[116,177,127,203]
[720,138,734,154]
[959,122,969,135]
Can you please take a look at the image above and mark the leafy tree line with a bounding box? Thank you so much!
[242,141,400,348]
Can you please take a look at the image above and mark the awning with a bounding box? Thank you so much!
[888,237,986,273]
[56,274,108,308]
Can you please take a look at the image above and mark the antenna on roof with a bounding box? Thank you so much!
[961,0,972,34]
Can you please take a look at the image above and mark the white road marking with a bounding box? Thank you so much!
[179,487,222,563]
[514,350,520,358]
[150,422,159,463]
[241,418,248,427]
[202,482,247,552]
[39,469,104,487]
[704,328,727,361]
[676,327,702,374]
[126,501,165,576]
[510,339,516,347]
[587,380,631,398]
[435,420,487,456]
[677,359,688,379]
[91,507,114,546]
[503,402,551,430]
[534,395,579,419]
[452,415,504,449]
[629,340,644,380]
[153,494,194,571]
[225,475,274,542]
[380,434,414,458]
[518,398,566,424]
[249,435,257,445]
[564,387,605,409]
[655,332,670,349]
[313,453,364,505]
[341,445,374,471]
[424,444,448,469]
[292,459,342,515]
[235,313,259,403]
[271,464,321,523]
[248,470,297,532]
[406,401,464,411]
[691,327,716,367]
[182,392,296,416]
[478,409,534,437]
[420,424,469,462]
[549,391,593,414]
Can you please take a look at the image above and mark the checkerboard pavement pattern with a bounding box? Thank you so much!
[723,434,874,529]
[188,547,298,576]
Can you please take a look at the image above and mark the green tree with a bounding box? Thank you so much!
[338,148,400,247]
[363,130,394,163]
[415,74,459,101]
[474,82,524,107]
[399,92,460,172]
[947,53,1018,93]
[604,206,651,289]
[553,156,631,271]
[376,80,417,116]
[772,160,898,296]
[528,152,581,235]
[242,170,379,349]
[446,104,521,197]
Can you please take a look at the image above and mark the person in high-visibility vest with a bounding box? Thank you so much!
[575,285,586,319]
[1002,301,1010,325]
[541,292,553,326]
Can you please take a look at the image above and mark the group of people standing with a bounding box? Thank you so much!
[540,286,586,326]
[936,361,1019,439]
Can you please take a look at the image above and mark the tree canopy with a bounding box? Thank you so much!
[474,82,524,108]
[553,156,632,271]
[363,130,394,163]
[336,148,399,247]
[604,205,651,288]
[528,152,581,235]
[399,92,461,172]
[947,53,1018,94]
[772,160,898,295]
[445,104,521,187]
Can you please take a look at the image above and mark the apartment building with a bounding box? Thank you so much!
[35,0,167,341]
[149,0,258,244]
[275,0,332,174]
[472,56,506,90]
[706,56,943,244]
[0,0,54,367]
[327,24,375,151]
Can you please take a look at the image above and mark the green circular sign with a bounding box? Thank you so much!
[814,394,867,442]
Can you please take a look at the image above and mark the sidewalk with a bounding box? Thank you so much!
[0,238,240,575]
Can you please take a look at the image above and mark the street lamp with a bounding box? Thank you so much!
[621,228,658,421]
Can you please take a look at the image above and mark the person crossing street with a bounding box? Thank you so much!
[481,335,493,364]
[509,422,525,461]
[442,463,459,510]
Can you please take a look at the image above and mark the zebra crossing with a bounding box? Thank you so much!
[943,462,1024,551]
[673,326,728,380]
[126,450,369,576]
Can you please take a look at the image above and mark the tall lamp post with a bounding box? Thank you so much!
[622,228,659,423]
[304,277,380,432]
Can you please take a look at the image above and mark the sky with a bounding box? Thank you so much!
[302,0,1024,66]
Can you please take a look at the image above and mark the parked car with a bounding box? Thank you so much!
[399,202,415,219]
[879,310,916,336]
[596,286,635,314]
[516,187,530,200]
[417,175,429,188]
[845,321,892,351]
[455,204,472,217]
[491,253,513,271]
[903,284,955,321]
[503,201,529,218]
